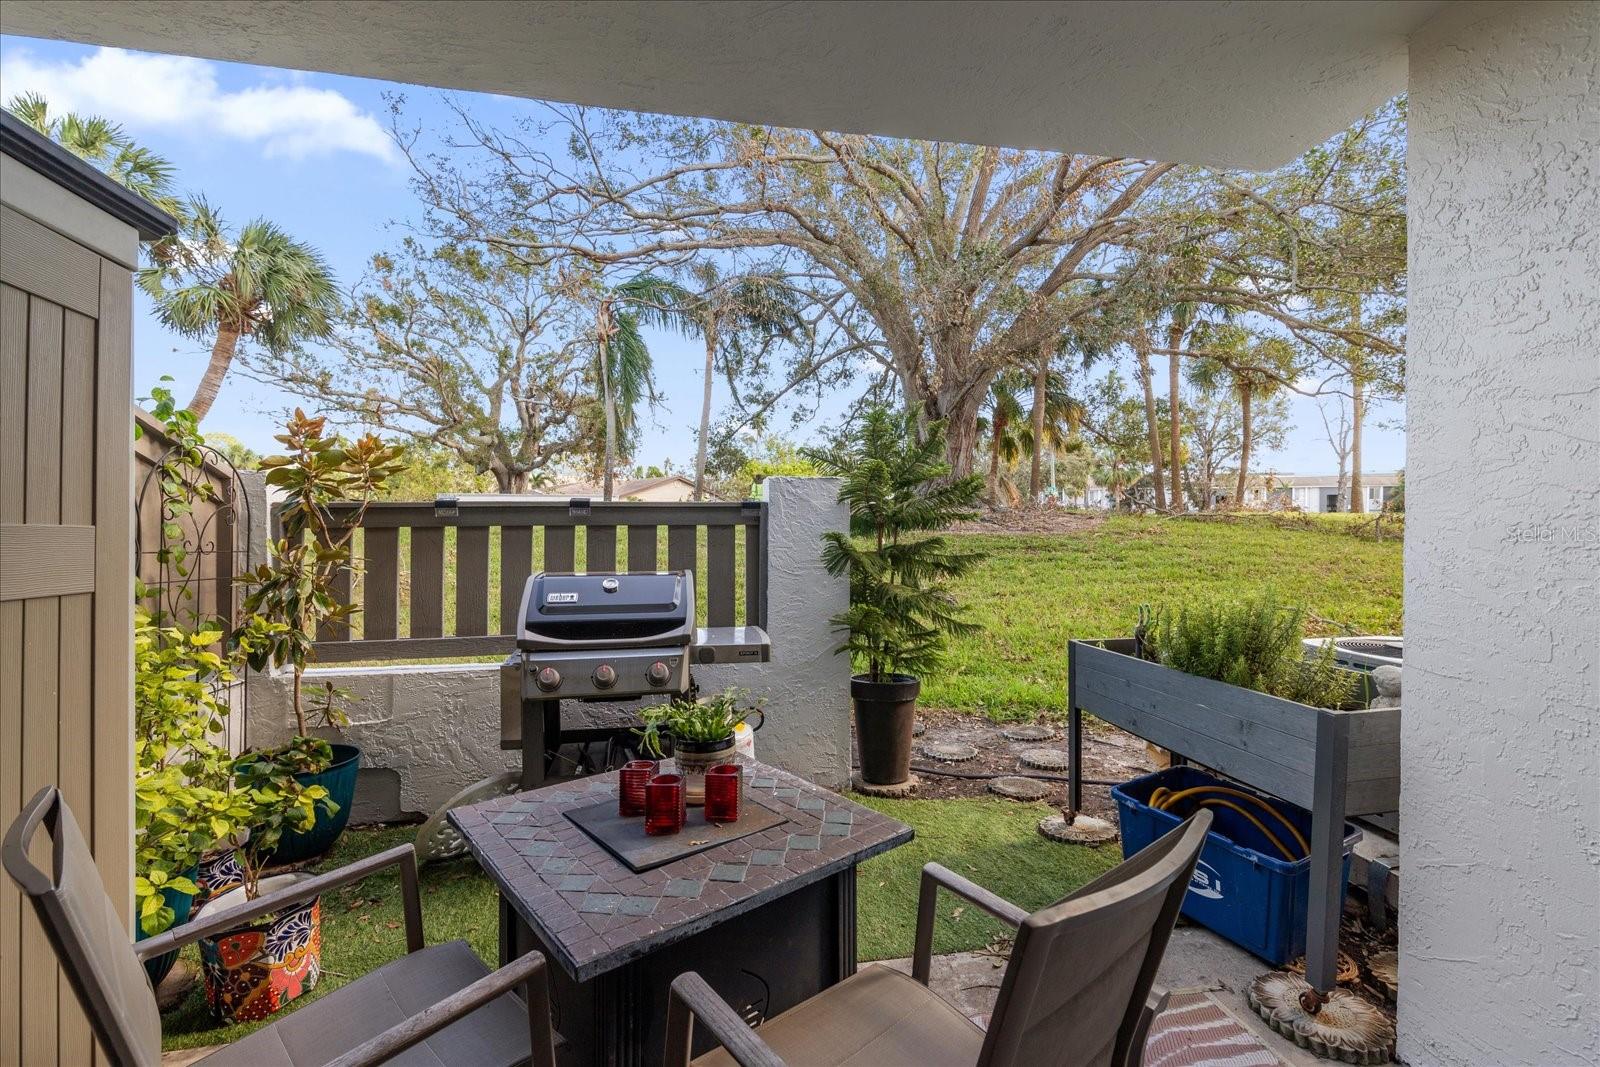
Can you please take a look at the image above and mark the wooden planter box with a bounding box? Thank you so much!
[1066,638,1400,992]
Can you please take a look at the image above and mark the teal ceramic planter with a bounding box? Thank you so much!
[137,865,199,987]
[267,743,361,864]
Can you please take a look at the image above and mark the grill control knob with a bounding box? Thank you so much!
[535,666,562,692]
[592,664,617,689]
[646,661,672,687]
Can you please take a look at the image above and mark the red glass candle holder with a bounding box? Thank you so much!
[645,774,686,836]
[618,759,657,817]
[703,763,742,823]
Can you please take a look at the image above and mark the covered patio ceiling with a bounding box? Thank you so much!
[0,0,1443,170]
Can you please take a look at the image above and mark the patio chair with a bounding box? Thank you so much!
[2,786,557,1067]
[666,809,1212,1067]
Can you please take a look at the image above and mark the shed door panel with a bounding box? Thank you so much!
[0,205,133,1065]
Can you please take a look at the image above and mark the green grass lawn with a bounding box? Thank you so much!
[162,796,1115,1050]
[922,514,1403,720]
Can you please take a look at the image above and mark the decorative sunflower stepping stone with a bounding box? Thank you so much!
[988,776,1053,801]
[1018,747,1072,771]
[1001,724,1056,742]
[1037,813,1118,845]
[912,719,927,737]
[919,741,978,763]
[1248,971,1395,1064]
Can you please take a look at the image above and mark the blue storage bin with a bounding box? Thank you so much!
[1112,766,1361,966]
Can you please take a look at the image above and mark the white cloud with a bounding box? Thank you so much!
[1,46,398,164]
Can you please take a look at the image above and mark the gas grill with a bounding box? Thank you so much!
[501,570,770,788]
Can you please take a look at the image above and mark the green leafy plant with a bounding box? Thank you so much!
[229,742,333,898]
[133,600,241,934]
[238,410,404,738]
[807,407,986,681]
[636,689,761,758]
[1141,588,1357,708]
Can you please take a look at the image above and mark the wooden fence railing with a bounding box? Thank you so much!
[296,498,768,663]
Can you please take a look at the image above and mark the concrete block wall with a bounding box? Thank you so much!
[246,477,852,816]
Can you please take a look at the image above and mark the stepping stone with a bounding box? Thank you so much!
[1001,724,1056,742]
[1018,748,1072,771]
[853,774,918,798]
[920,741,979,763]
[1038,813,1118,845]
[912,719,927,737]
[988,776,1053,801]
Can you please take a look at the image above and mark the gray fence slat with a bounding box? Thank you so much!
[628,524,658,572]
[500,526,533,633]
[410,526,445,638]
[456,525,490,636]
[335,501,757,529]
[744,521,761,626]
[706,525,736,627]
[363,527,399,640]
[586,525,617,573]
[319,560,352,642]
[667,525,696,577]
[545,525,575,572]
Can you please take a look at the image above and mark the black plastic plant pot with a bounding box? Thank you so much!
[267,742,361,864]
[851,674,920,786]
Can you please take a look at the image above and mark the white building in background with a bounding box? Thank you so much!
[1274,472,1402,513]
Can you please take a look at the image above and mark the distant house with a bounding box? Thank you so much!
[548,475,709,502]
[1270,472,1402,513]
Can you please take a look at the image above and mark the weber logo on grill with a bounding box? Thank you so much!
[546,592,579,604]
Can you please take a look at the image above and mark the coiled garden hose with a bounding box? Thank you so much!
[1148,785,1309,862]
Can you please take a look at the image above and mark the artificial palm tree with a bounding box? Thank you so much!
[679,268,804,500]
[139,198,339,421]
[590,274,691,499]
[5,92,180,215]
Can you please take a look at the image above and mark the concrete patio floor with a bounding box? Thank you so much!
[880,923,1331,1067]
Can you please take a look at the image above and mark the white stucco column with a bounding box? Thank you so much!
[1404,4,1599,1064]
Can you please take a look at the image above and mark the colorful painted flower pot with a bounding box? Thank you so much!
[268,742,362,864]
[195,847,246,905]
[198,874,322,1024]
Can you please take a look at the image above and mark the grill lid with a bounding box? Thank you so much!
[518,571,693,650]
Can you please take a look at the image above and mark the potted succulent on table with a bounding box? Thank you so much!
[806,407,984,793]
[238,410,403,862]
[195,746,332,1023]
[637,689,764,805]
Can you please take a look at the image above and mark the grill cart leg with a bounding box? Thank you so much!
[520,698,559,790]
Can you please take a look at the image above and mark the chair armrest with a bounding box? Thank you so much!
[1124,984,1171,1067]
[913,862,1029,984]
[665,971,786,1067]
[134,844,424,961]
[325,950,556,1067]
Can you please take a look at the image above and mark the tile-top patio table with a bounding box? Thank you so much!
[449,761,913,1066]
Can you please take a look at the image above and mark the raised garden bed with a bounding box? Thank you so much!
[1066,638,1400,993]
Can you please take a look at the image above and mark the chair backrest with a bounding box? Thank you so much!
[2,787,161,1067]
[977,810,1212,1067]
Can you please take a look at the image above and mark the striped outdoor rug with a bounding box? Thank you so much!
[1141,991,1281,1067]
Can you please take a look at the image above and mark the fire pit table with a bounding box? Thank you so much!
[449,762,912,1066]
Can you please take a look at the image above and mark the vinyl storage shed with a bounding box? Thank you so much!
[0,112,176,1065]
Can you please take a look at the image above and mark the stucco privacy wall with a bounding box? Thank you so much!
[248,477,852,815]
[1404,4,1600,1065]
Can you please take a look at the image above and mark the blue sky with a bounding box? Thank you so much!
[0,37,1403,478]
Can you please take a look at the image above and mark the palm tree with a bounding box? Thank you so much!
[139,198,339,421]
[680,269,804,500]
[979,368,1084,504]
[590,274,691,500]
[5,92,180,214]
